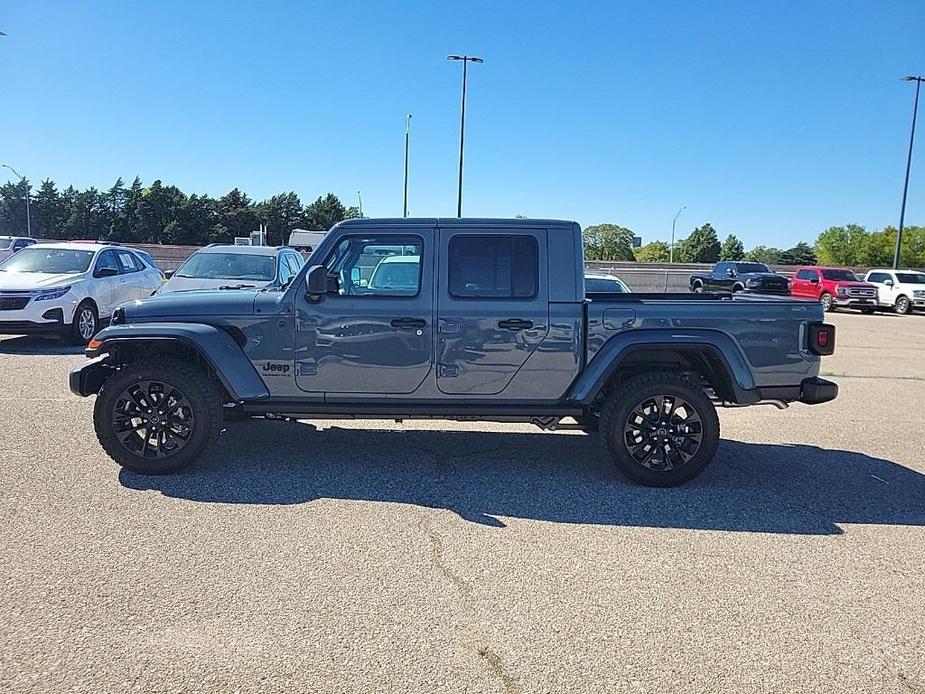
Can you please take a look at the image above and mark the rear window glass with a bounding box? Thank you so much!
[448,235,538,299]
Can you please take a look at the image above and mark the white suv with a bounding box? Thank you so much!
[864,269,925,315]
[0,242,163,343]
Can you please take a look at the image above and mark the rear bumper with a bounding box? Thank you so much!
[798,377,838,404]
[756,377,838,405]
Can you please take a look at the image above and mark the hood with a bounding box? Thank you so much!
[0,271,85,291]
[121,289,260,320]
[741,272,785,279]
[159,275,271,293]
[831,280,877,289]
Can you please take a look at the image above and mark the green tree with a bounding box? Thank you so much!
[779,242,816,265]
[217,188,259,241]
[582,223,636,261]
[676,223,721,263]
[32,179,66,238]
[744,246,785,264]
[720,234,745,261]
[634,240,670,262]
[304,193,351,231]
[814,224,868,265]
[0,179,31,235]
[259,192,303,245]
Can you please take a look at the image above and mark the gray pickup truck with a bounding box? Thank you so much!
[70,218,838,486]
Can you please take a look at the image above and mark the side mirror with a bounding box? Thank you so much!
[883,279,894,287]
[726,268,736,276]
[809,277,818,284]
[305,265,330,301]
[350,267,361,284]
[164,269,175,279]
[95,267,119,278]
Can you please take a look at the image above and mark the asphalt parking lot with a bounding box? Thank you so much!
[1,310,924,694]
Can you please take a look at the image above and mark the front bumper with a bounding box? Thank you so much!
[833,296,876,307]
[0,309,66,335]
[69,355,114,396]
[0,295,77,334]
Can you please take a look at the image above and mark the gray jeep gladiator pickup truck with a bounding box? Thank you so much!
[70,218,838,486]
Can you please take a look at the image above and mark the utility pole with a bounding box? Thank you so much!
[894,76,923,269]
[403,114,412,217]
[356,190,364,219]
[669,205,686,263]
[447,54,483,217]
[2,163,32,237]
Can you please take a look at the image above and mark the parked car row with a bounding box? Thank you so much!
[0,241,306,344]
[689,261,925,315]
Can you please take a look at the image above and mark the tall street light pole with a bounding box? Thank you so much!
[2,163,32,237]
[403,114,412,218]
[669,205,686,263]
[894,75,924,269]
[356,190,363,219]
[447,54,483,218]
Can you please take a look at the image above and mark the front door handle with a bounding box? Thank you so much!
[498,318,534,330]
[390,317,426,329]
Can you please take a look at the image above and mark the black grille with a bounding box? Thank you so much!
[0,296,30,311]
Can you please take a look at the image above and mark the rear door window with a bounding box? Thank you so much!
[448,235,538,299]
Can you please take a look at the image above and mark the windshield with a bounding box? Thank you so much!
[0,247,94,274]
[896,272,925,284]
[822,269,858,281]
[585,277,628,293]
[735,263,771,274]
[175,252,276,281]
[0,237,13,250]
[369,261,420,291]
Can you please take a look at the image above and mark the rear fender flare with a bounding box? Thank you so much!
[568,328,757,405]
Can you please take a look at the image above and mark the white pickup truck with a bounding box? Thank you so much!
[863,269,925,314]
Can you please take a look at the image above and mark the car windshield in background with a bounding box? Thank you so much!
[176,253,276,281]
[896,273,925,284]
[822,269,858,281]
[735,263,771,273]
[369,261,420,291]
[0,237,13,250]
[585,277,628,293]
[0,247,94,274]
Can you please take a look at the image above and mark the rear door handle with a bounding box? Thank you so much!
[390,317,426,329]
[498,318,533,330]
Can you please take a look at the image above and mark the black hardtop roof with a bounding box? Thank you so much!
[335,217,577,230]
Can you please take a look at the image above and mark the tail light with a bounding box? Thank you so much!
[808,322,835,356]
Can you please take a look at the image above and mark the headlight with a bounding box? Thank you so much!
[745,278,759,286]
[33,286,71,301]
[914,290,925,298]
[835,285,847,296]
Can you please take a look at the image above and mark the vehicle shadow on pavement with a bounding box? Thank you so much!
[120,420,925,534]
[0,335,83,355]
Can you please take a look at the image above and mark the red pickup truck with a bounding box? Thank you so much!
[790,266,878,313]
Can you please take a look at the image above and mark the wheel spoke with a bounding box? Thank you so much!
[623,393,705,471]
[111,378,194,460]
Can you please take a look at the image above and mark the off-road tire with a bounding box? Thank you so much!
[68,300,98,345]
[94,357,223,474]
[599,371,720,487]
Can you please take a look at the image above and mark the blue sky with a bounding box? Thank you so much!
[2,0,923,248]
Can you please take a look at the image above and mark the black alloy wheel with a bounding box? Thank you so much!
[110,380,195,459]
[623,394,703,471]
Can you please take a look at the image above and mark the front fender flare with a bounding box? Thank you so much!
[567,328,757,405]
[82,322,269,401]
